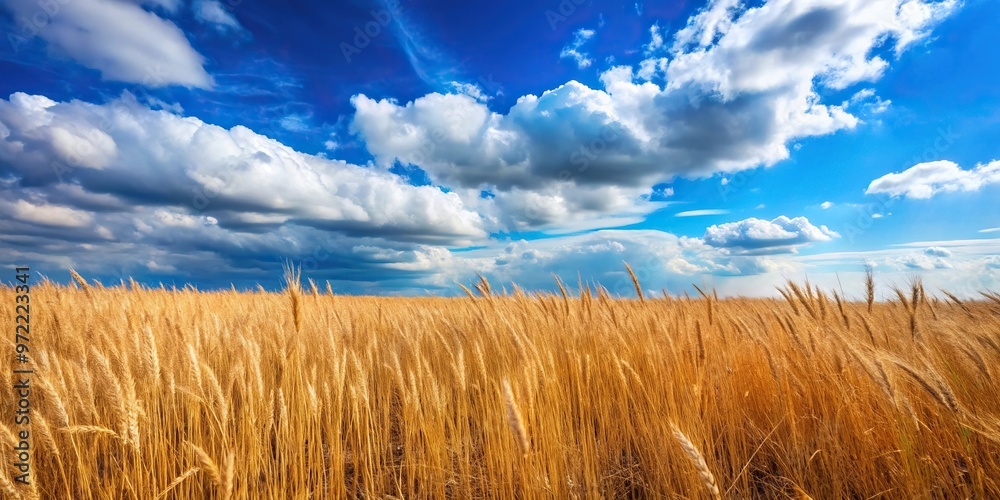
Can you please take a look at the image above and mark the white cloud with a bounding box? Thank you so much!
[0,92,487,245]
[560,28,596,69]
[704,216,839,253]
[416,229,793,295]
[193,0,243,33]
[349,0,957,230]
[980,227,1000,234]
[664,0,956,94]
[924,246,952,258]
[893,0,961,54]
[485,184,669,232]
[885,253,952,270]
[675,209,730,217]
[820,201,834,209]
[433,233,999,300]
[279,113,311,132]
[140,0,183,14]
[644,23,666,54]
[424,235,1000,298]
[851,88,876,102]
[3,199,93,227]
[849,88,892,114]
[866,160,1000,199]
[671,0,741,52]
[2,0,213,88]
[636,57,669,81]
[448,82,490,103]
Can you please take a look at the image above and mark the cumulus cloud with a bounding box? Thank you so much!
[1,0,213,88]
[560,28,596,69]
[866,160,1000,199]
[0,92,487,245]
[924,246,952,257]
[703,216,839,253]
[350,0,957,228]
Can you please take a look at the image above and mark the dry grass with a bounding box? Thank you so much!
[2,270,1000,498]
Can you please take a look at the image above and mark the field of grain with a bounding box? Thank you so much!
[2,269,1000,499]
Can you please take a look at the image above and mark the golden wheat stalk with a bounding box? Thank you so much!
[502,379,530,455]
[624,261,644,302]
[0,469,21,500]
[69,269,90,291]
[865,265,875,313]
[186,442,223,485]
[60,425,120,438]
[222,452,235,500]
[671,424,721,499]
[891,359,958,413]
[155,467,200,499]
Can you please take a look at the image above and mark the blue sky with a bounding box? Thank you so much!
[1,0,998,297]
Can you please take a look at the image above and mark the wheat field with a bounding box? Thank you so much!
[2,269,1000,499]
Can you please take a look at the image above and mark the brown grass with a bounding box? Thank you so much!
[1,271,999,498]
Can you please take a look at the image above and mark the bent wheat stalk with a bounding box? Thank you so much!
[671,424,722,499]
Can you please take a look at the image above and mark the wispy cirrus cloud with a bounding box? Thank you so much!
[675,209,730,217]
[193,0,245,34]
